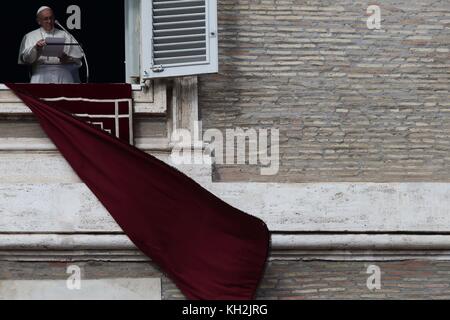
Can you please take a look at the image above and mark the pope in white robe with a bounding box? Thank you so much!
[18,6,84,84]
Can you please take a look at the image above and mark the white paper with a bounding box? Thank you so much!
[41,37,65,57]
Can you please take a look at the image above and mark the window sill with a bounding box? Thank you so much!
[0,84,144,91]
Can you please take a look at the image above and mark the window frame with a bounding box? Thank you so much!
[125,0,141,84]
[0,0,215,86]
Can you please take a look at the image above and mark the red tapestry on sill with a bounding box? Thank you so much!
[9,83,133,144]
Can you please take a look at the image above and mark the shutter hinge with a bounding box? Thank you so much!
[152,65,165,73]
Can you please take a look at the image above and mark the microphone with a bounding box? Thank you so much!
[55,20,90,83]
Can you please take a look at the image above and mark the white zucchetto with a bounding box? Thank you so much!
[36,6,51,16]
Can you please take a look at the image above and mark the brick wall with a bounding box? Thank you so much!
[199,0,450,182]
[258,260,450,300]
[3,260,450,299]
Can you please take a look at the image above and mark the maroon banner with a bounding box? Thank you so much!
[6,83,270,300]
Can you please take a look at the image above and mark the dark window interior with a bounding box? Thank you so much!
[1,1,125,83]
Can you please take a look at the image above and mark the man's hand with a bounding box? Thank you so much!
[59,52,73,64]
[35,39,46,50]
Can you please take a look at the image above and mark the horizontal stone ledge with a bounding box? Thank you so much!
[0,102,166,116]
[0,82,167,115]
[3,234,450,251]
[0,137,171,152]
[0,234,134,250]
[274,234,450,250]
[2,183,450,233]
[0,254,149,262]
[0,151,212,185]
[0,278,162,300]
[0,84,144,91]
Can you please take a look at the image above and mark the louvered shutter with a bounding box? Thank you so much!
[141,0,218,79]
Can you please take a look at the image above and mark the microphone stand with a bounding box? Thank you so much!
[55,20,90,83]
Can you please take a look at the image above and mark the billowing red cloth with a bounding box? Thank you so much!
[6,83,270,300]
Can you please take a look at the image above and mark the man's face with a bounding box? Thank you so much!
[37,9,55,32]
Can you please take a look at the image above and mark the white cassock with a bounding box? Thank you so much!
[18,28,84,84]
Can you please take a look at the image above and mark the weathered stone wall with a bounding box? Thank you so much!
[199,0,450,182]
[3,260,450,300]
[258,260,450,300]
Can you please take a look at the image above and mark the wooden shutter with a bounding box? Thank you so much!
[141,0,218,79]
